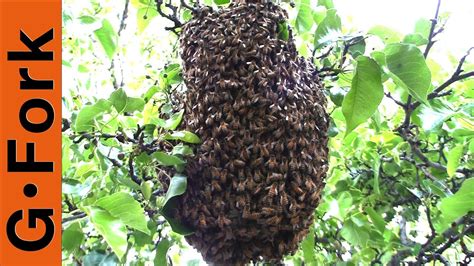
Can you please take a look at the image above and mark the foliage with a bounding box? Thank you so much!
[62,0,474,265]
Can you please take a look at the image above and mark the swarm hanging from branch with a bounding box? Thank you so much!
[160,0,329,264]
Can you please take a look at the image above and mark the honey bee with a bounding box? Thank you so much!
[280,193,288,206]
[234,159,246,168]
[227,161,235,172]
[279,183,286,193]
[211,180,222,192]
[305,179,316,191]
[267,183,278,197]
[236,196,246,209]
[199,215,207,227]
[245,177,256,190]
[189,207,198,220]
[266,215,282,225]
[217,122,230,136]
[253,184,262,195]
[253,170,264,183]
[262,207,276,216]
[291,182,304,195]
[201,205,212,216]
[242,248,253,258]
[268,173,284,182]
[211,167,220,179]
[205,116,213,126]
[260,144,270,157]
[289,202,297,213]
[298,193,306,202]
[295,122,303,132]
[251,157,264,167]
[266,156,278,170]
[237,169,245,179]
[213,141,222,153]
[236,181,246,192]
[217,215,231,228]
[287,138,296,151]
[219,171,227,184]
[203,187,212,201]
[278,242,286,254]
[310,190,322,203]
[290,216,300,226]
[280,160,289,172]
[294,174,303,186]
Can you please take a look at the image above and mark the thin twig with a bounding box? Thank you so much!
[423,0,442,58]
[62,212,87,224]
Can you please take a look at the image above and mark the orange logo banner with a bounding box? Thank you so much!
[0,0,61,265]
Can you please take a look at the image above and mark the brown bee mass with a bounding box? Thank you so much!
[164,0,329,264]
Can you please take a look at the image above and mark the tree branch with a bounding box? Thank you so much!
[110,0,130,90]
[423,0,442,58]
[62,212,87,224]
[155,0,183,35]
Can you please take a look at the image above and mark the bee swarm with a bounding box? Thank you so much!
[166,0,329,264]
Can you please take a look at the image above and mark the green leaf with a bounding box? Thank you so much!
[133,230,153,247]
[337,191,353,218]
[137,7,158,34]
[109,88,127,113]
[162,64,183,85]
[342,56,383,136]
[368,25,402,44]
[371,51,387,68]
[447,145,464,176]
[403,33,428,46]
[422,179,452,198]
[154,239,171,266]
[144,85,161,102]
[161,175,194,235]
[156,110,184,130]
[182,9,193,22]
[152,151,185,166]
[296,0,313,33]
[75,99,112,132]
[213,0,230,5]
[124,97,145,113]
[439,178,474,228]
[163,131,201,144]
[418,100,455,132]
[78,15,96,24]
[414,18,431,39]
[74,162,97,178]
[329,86,346,107]
[348,38,366,58]
[141,180,154,201]
[301,226,315,263]
[277,21,289,41]
[365,207,386,233]
[317,0,334,9]
[385,43,431,104]
[314,9,341,48]
[88,207,128,260]
[62,223,84,253]
[94,19,117,59]
[328,118,339,137]
[78,64,89,73]
[95,192,150,234]
[62,60,72,67]
[172,143,194,156]
[341,219,369,246]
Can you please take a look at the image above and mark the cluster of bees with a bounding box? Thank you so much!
[164,0,329,264]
